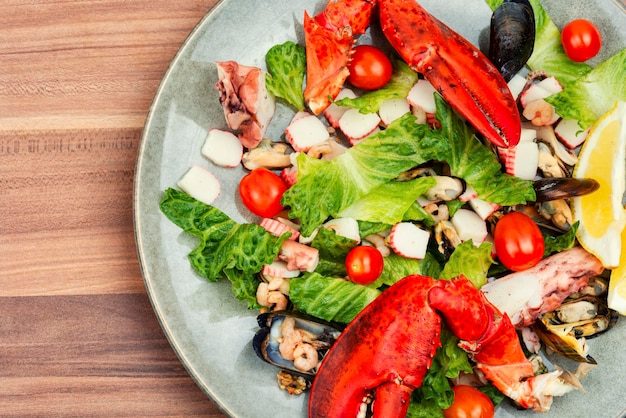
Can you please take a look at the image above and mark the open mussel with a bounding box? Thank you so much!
[533,282,619,364]
[488,0,535,82]
[252,311,343,393]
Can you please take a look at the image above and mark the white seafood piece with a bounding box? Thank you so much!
[481,246,604,328]
[278,240,319,273]
[215,61,276,149]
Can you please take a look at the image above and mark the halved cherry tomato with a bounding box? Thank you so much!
[443,385,495,418]
[347,45,393,90]
[561,19,602,62]
[238,167,287,218]
[493,211,544,272]
[345,245,384,285]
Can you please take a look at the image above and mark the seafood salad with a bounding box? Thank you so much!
[154,0,626,417]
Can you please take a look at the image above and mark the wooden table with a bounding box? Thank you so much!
[3,1,626,417]
[0,1,226,416]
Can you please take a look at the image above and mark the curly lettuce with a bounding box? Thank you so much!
[265,41,306,110]
[160,188,289,306]
[289,272,381,323]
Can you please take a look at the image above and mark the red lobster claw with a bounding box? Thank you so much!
[303,0,375,114]
[309,274,577,417]
[308,274,443,417]
[379,0,521,147]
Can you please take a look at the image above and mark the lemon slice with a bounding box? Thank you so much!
[609,209,626,315]
[571,101,626,269]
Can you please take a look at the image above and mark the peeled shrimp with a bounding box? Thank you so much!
[293,342,319,372]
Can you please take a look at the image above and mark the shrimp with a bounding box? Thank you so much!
[257,282,288,311]
[293,342,319,372]
[522,99,555,126]
[278,317,304,360]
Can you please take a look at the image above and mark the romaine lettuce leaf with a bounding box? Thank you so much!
[160,188,288,281]
[338,176,437,224]
[484,0,592,88]
[265,41,306,111]
[377,252,443,287]
[311,227,357,277]
[335,58,418,113]
[289,272,381,323]
[224,268,262,309]
[410,326,473,412]
[434,95,536,205]
[439,240,494,288]
[546,48,626,129]
[282,114,446,236]
[284,97,535,236]
[543,221,579,256]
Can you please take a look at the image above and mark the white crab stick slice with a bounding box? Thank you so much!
[451,208,488,245]
[201,128,243,168]
[177,165,221,205]
[407,79,437,114]
[323,88,357,128]
[285,113,330,152]
[378,98,411,126]
[388,222,430,259]
[339,108,381,145]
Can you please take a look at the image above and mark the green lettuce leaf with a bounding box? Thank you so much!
[282,114,446,236]
[265,41,306,111]
[544,221,579,256]
[484,0,592,88]
[412,326,473,411]
[439,240,494,288]
[160,188,288,281]
[434,95,536,205]
[376,252,443,287]
[311,227,357,277]
[224,268,262,309]
[335,58,418,113]
[546,48,626,129]
[338,176,437,224]
[289,272,381,323]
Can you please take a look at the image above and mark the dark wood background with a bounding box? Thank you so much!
[0,1,226,415]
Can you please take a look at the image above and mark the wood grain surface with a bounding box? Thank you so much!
[0,1,226,416]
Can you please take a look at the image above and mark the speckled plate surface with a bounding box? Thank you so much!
[133,1,626,417]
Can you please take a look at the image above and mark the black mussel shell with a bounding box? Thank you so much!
[533,177,600,202]
[252,310,343,377]
[488,0,535,82]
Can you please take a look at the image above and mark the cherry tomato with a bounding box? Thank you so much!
[443,385,495,418]
[493,212,544,272]
[345,246,384,285]
[561,19,602,62]
[347,45,393,90]
[238,167,287,218]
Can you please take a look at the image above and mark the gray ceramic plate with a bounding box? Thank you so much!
[134,1,626,417]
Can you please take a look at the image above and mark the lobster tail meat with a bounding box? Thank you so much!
[303,0,375,114]
[378,0,521,147]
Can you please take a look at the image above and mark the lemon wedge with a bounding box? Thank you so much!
[609,209,626,315]
[571,101,626,269]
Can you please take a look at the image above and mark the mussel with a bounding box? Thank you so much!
[533,280,619,364]
[252,311,343,393]
[488,0,536,82]
[533,177,600,202]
